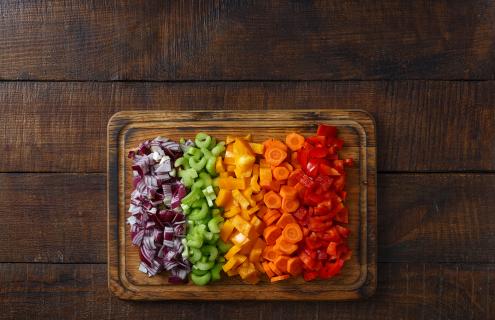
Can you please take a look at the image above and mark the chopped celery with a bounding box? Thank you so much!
[195,133,212,149]
[191,272,211,286]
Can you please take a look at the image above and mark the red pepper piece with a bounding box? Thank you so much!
[317,124,337,138]
[336,225,350,238]
[344,158,354,167]
[306,135,326,147]
[319,259,344,279]
[326,242,338,259]
[303,271,319,281]
[309,146,327,158]
[306,158,320,177]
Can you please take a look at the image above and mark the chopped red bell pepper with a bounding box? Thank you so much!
[316,124,337,138]
[303,271,319,281]
[318,259,344,279]
[335,225,350,238]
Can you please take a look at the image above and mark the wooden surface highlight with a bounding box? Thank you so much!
[107,110,376,300]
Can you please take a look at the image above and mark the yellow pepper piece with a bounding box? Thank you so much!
[231,231,249,246]
[220,219,235,242]
[215,189,232,207]
[225,135,235,145]
[233,138,255,156]
[250,215,264,234]
[249,142,264,155]
[224,206,240,218]
[232,189,250,209]
[243,133,252,142]
[232,215,252,236]
[250,174,260,192]
[225,244,242,260]
[227,268,239,276]
[218,177,247,190]
[222,254,246,272]
[215,157,225,173]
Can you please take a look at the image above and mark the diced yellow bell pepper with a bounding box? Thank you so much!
[223,205,240,218]
[249,142,264,155]
[249,248,263,263]
[250,174,260,192]
[232,189,250,209]
[259,159,270,168]
[253,189,266,202]
[243,133,252,142]
[231,231,249,246]
[225,244,242,260]
[219,171,229,178]
[232,215,252,236]
[215,157,225,173]
[218,177,247,190]
[240,209,251,221]
[222,254,246,272]
[225,135,235,145]
[259,167,272,188]
[233,138,255,156]
[250,215,264,234]
[215,189,232,207]
[220,219,235,242]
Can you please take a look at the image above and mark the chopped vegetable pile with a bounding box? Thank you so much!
[127,125,353,285]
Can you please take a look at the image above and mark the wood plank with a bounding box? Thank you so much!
[107,110,376,300]
[1,262,492,319]
[1,81,494,172]
[0,173,106,263]
[1,173,493,265]
[1,1,494,80]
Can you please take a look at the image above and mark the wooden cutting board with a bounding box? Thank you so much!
[107,110,376,300]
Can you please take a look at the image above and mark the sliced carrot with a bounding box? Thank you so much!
[270,274,290,282]
[254,261,265,274]
[263,191,282,209]
[285,132,305,151]
[263,139,288,152]
[287,257,303,276]
[280,185,297,199]
[276,213,297,229]
[264,213,281,226]
[262,246,278,262]
[262,262,275,278]
[279,162,294,172]
[263,225,282,246]
[265,147,287,167]
[281,197,300,213]
[274,256,289,273]
[282,223,303,243]
[269,179,283,192]
[256,206,268,219]
[272,166,290,181]
[252,189,266,202]
[268,262,283,276]
[274,238,298,255]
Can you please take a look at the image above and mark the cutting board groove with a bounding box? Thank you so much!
[108,110,376,300]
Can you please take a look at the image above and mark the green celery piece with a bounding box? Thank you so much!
[189,201,209,220]
[206,233,219,245]
[210,263,222,281]
[195,260,215,271]
[207,216,222,233]
[189,156,207,171]
[181,239,189,258]
[195,133,212,149]
[203,231,214,241]
[181,188,201,207]
[189,247,202,263]
[191,267,209,276]
[211,208,223,217]
[187,237,203,249]
[211,142,225,156]
[208,136,217,150]
[174,157,185,168]
[205,156,217,176]
[217,240,232,254]
[191,272,211,286]
[199,171,213,187]
[181,203,191,214]
[217,256,226,263]
[201,245,218,261]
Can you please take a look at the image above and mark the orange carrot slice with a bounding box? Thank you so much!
[274,256,289,273]
[270,274,290,282]
[273,166,290,181]
[263,225,282,246]
[282,223,303,243]
[281,197,300,213]
[276,213,297,229]
[280,185,297,199]
[263,191,282,209]
[263,139,288,152]
[286,257,303,276]
[262,246,278,262]
[285,132,305,151]
[265,147,287,167]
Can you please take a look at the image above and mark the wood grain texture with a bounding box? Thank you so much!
[2,173,493,265]
[1,263,492,319]
[1,81,494,172]
[1,0,494,80]
[107,110,376,300]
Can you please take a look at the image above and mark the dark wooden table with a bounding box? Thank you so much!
[1,1,494,319]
